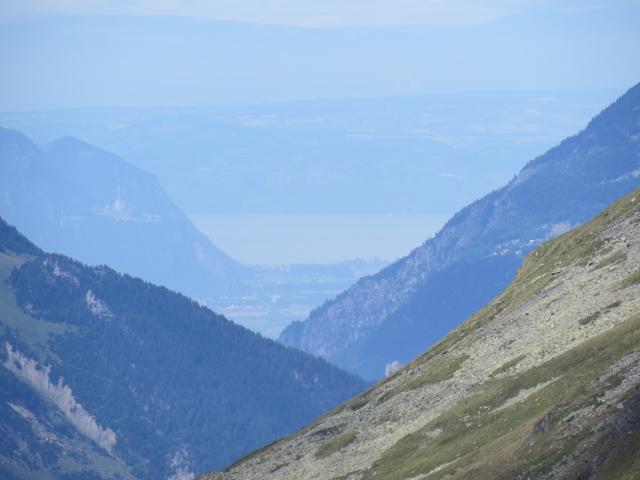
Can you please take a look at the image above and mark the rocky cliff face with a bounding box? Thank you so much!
[280,82,640,380]
[207,188,640,480]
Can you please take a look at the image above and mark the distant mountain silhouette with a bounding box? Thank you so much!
[0,127,244,300]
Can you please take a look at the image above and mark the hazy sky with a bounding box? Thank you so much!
[1,0,638,267]
[1,0,634,27]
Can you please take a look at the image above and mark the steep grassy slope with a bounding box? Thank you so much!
[0,218,366,479]
[281,82,640,380]
[206,188,640,479]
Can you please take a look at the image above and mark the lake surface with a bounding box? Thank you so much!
[190,213,450,265]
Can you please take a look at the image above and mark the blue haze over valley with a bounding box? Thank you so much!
[1,1,640,478]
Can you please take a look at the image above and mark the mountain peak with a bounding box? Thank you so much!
[0,128,245,299]
[45,135,118,158]
[0,217,42,256]
[0,126,40,167]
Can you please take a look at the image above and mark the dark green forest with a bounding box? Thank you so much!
[0,217,366,478]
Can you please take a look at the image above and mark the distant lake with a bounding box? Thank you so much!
[190,213,450,265]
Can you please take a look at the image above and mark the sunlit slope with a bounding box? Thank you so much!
[207,188,640,479]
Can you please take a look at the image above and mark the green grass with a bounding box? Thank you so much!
[593,250,628,270]
[579,311,602,326]
[401,354,469,392]
[364,311,640,480]
[604,300,623,311]
[585,428,640,480]
[0,253,72,361]
[312,424,346,438]
[615,268,640,290]
[378,354,469,404]
[490,354,527,377]
[579,301,623,326]
[315,431,356,459]
[348,397,370,411]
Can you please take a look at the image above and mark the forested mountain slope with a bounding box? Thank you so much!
[0,218,366,479]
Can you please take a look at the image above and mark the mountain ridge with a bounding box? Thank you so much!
[280,81,640,379]
[204,185,640,480]
[0,216,366,479]
[0,126,246,301]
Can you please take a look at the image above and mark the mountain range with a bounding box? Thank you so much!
[0,127,245,301]
[205,182,640,480]
[0,218,366,479]
[0,127,391,338]
[280,82,640,380]
[0,90,615,219]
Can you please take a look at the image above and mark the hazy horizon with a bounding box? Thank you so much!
[3,4,640,477]
[1,4,639,110]
[1,88,619,264]
[2,0,639,328]
[2,0,633,28]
